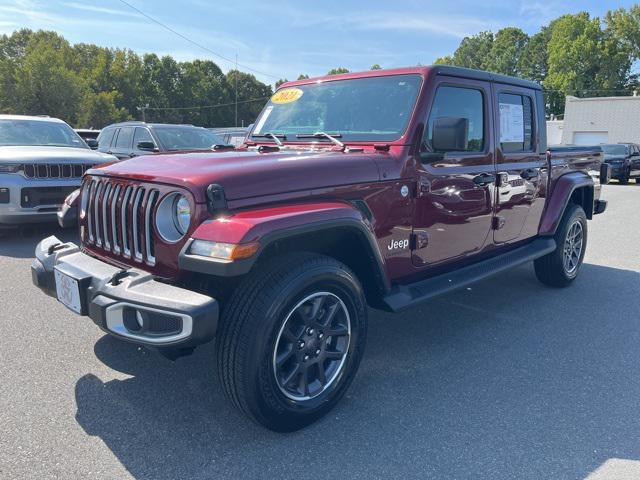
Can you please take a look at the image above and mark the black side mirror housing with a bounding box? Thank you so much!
[432,117,469,152]
[85,138,98,149]
[137,141,158,152]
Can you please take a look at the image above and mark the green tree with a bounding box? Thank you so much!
[370,64,381,70]
[275,78,287,88]
[327,67,349,75]
[486,27,529,77]
[297,74,309,80]
[77,90,130,128]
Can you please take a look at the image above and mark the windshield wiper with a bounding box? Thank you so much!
[296,132,344,149]
[252,132,286,146]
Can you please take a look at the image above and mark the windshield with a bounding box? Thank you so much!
[0,119,88,148]
[601,144,628,155]
[251,74,423,142]
[154,127,225,151]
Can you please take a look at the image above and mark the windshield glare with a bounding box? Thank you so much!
[252,74,423,142]
[0,120,87,148]
[154,127,225,151]
[601,144,628,155]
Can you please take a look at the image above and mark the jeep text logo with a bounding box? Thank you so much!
[387,238,409,251]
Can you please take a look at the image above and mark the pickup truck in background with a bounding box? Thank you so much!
[31,66,609,431]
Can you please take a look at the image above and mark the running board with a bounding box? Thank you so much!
[382,238,556,312]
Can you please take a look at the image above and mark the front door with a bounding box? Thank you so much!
[492,87,547,243]
[412,78,496,267]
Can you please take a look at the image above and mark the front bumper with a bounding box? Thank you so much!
[0,174,80,225]
[31,235,219,348]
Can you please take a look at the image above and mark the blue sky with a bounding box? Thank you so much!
[0,0,636,85]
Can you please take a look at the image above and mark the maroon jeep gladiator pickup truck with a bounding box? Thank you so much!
[31,66,609,431]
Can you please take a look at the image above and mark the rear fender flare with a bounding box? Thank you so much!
[539,172,594,236]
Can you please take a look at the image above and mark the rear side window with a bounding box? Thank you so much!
[133,127,155,147]
[115,127,133,149]
[425,86,485,152]
[97,128,115,150]
[499,93,533,152]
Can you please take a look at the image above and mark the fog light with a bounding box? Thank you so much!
[189,240,259,260]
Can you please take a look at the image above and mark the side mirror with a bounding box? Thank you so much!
[432,117,469,152]
[136,141,158,152]
[85,138,98,149]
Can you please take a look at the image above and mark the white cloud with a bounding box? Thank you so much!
[61,2,141,18]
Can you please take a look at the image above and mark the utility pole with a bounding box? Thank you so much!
[137,104,149,123]
[235,53,238,127]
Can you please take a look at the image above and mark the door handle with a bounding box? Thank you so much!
[473,173,495,186]
[521,169,539,180]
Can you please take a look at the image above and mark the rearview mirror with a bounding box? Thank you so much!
[432,117,469,152]
[137,141,158,152]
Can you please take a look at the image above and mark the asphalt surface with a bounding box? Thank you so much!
[1,184,639,480]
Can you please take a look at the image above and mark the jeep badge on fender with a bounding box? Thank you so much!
[30,65,607,432]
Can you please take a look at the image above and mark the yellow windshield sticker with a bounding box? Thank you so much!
[271,88,303,104]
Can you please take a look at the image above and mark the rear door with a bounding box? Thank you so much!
[412,77,496,267]
[110,127,134,159]
[492,86,547,243]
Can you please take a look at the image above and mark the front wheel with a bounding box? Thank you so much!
[216,252,367,431]
[534,203,587,287]
[619,168,630,184]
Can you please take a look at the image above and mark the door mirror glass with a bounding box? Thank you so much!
[136,141,157,151]
[432,117,469,152]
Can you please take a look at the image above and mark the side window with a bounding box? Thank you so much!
[424,85,485,153]
[115,127,133,149]
[97,128,115,151]
[498,93,533,152]
[133,127,155,148]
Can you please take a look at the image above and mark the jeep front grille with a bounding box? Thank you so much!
[21,163,94,179]
[84,179,159,266]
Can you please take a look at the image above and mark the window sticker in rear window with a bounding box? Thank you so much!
[499,102,524,143]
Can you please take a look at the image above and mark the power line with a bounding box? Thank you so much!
[116,0,280,80]
[143,96,270,111]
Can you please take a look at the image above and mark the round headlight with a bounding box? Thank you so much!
[156,192,191,243]
[175,195,191,234]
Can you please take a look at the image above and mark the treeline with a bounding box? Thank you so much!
[434,7,640,115]
[0,29,272,128]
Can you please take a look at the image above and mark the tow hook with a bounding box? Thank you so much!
[109,270,131,286]
[47,243,65,255]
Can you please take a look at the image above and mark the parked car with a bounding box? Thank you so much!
[601,143,640,184]
[208,126,250,146]
[0,115,115,226]
[31,66,608,431]
[74,129,101,149]
[96,122,228,160]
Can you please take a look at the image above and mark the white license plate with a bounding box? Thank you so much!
[54,268,82,314]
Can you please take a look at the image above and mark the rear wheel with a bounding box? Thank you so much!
[216,252,367,431]
[635,177,640,184]
[619,168,630,184]
[534,204,587,287]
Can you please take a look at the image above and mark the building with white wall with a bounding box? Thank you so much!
[560,95,640,145]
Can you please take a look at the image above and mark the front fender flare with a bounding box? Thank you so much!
[179,202,389,293]
[539,172,594,236]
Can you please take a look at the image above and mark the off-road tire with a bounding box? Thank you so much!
[534,203,587,287]
[216,252,367,432]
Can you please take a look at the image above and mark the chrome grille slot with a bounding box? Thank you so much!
[93,182,103,247]
[101,183,113,251]
[110,185,122,254]
[132,187,145,262]
[121,186,133,258]
[86,180,96,242]
[145,190,159,265]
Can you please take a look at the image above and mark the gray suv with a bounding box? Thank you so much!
[0,115,115,226]
[97,122,227,159]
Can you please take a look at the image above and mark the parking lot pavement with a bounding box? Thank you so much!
[0,184,639,480]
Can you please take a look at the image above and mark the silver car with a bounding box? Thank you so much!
[0,115,116,226]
